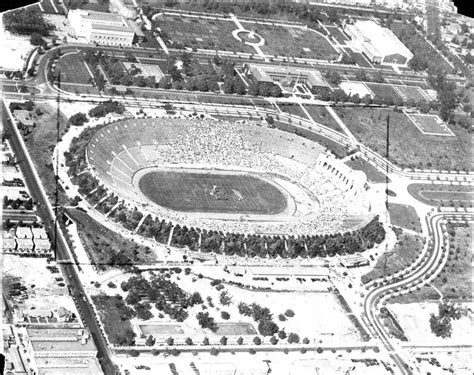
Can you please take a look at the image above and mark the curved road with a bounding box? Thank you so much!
[363,211,473,374]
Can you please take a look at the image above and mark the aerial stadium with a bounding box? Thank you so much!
[82,116,375,237]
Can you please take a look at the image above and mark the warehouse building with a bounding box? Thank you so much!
[68,9,136,46]
[344,20,413,66]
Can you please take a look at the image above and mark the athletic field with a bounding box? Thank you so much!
[138,170,287,215]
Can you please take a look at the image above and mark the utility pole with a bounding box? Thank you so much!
[54,73,61,260]
[385,115,390,223]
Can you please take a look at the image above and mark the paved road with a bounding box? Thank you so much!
[363,211,473,374]
[2,99,117,375]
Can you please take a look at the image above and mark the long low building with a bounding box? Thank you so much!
[243,63,330,92]
[26,327,97,359]
[344,20,413,66]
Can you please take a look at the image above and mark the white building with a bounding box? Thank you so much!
[344,20,413,66]
[68,9,135,46]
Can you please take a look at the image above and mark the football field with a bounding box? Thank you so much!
[139,170,288,215]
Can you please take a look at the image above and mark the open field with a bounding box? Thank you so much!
[389,302,473,343]
[55,53,92,84]
[215,322,257,336]
[255,24,338,60]
[273,120,350,159]
[66,208,156,269]
[155,13,255,54]
[138,170,288,215]
[394,85,430,102]
[407,114,454,136]
[139,324,184,336]
[345,158,387,183]
[325,26,349,44]
[303,105,342,133]
[361,232,424,284]
[388,203,422,233]
[21,102,68,203]
[366,83,403,103]
[277,103,309,120]
[92,295,134,345]
[333,107,472,171]
[407,184,473,207]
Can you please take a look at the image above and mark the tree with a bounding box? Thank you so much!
[253,336,262,345]
[129,349,139,357]
[287,333,300,344]
[373,70,384,83]
[284,309,295,318]
[278,330,287,339]
[196,312,217,331]
[221,311,230,320]
[203,337,210,345]
[219,291,232,306]
[303,337,310,344]
[220,336,228,345]
[258,320,279,336]
[30,32,45,46]
[236,337,244,345]
[166,337,174,346]
[185,337,193,345]
[69,112,88,126]
[145,335,155,346]
[355,69,368,81]
[270,336,278,345]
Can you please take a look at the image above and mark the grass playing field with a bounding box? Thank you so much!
[139,170,288,215]
[408,114,454,136]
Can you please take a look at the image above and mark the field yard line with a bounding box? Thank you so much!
[325,106,358,143]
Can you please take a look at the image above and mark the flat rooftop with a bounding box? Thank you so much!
[31,339,96,353]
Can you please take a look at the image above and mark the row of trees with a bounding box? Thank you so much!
[120,274,203,324]
[3,7,54,36]
[88,100,125,118]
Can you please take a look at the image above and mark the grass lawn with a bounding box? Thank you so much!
[407,184,473,207]
[92,295,134,345]
[256,23,338,60]
[394,85,428,102]
[55,53,93,85]
[390,223,472,303]
[278,103,309,120]
[361,231,424,284]
[303,105,343,133]
[138,170,287,215]
[66,208,156,270]
[366,83,403,103]
[345,158,388,183]
[388,203,422,233]
[333,107,472,171]
[22,102,69,204]
[273,120,351,159]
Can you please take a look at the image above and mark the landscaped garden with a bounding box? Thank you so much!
[407,184,473,208]
[362,230,424,284]
[388,203,422,233]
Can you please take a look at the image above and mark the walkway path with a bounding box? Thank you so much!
[325,105,358,143]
